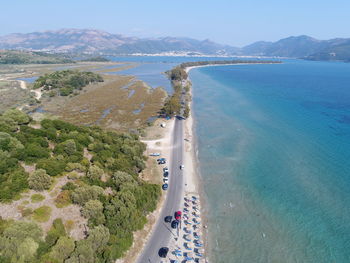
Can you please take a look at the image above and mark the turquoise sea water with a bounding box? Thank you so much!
[190,61,350,262]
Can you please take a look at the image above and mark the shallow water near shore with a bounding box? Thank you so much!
[190,60,350,262]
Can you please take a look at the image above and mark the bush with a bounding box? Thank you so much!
[36,158,66,176]
[2,109,31,125]
[70,185,104,205]
[62,182,77,191]
[28,169,52,191]
[55,190,72,208]
[87,165,104,181]
[23,143,50,162]
[81,200,105,226]
[0,169,28,202]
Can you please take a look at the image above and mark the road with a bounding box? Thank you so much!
[137,118,184,263]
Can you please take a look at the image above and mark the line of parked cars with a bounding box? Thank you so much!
[162,166,169,190]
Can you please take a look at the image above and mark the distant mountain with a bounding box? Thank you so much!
[0,29,349,61]
[240,35,350,61]
[0,28,239,56]
[306,39,350,62]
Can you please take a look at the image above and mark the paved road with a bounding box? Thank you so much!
[137,118,184,263]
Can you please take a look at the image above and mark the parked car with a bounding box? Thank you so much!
[175,211,182,220]
[163,167,169,173]
[164,216,172,223]
[163,171,169,177]
[162,184,168,190]
[158,247,169,258]
[158,160,166,164]
[157,158,166,162]
[150,152,160,156]
[180,164,184,170]
[163,178,169,183]
[171,220,179,229]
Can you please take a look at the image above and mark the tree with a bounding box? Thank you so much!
[112,171,136,191]
[55,139,77,156]
[81,200,105,226]
[47,236,75,263]
[70,185,104,205]
[87,225,110,253]
[36,158,66,176]
[65,239,94,263]
[28,169,52,191]
[87,165,104,181]
[0,132,24,154]
[0,221,43,262]
[2,109,31,125]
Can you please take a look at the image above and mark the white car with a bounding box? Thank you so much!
[180,165,184,170]
[163,178,169,183]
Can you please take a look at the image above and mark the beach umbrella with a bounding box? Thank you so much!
[184,234,192,241]
[185,242,193,250]
[184,220,192,225]
[184,227,192,234]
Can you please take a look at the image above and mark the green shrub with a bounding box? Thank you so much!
[28,169,52,191]
[36,158,66,176]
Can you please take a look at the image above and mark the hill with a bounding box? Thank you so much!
[0,50,74,64]
[0,29,349,61]
[0,28,239,56]
[240,35,350,61]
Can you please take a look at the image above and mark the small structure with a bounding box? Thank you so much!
[161,122,166,128]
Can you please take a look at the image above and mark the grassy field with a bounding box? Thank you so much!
[31,194,45,203]
[33,206,52,222]
[1,61,167,132]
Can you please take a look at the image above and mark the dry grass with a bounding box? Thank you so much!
[48,75,166,131]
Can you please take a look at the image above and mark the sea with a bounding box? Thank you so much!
[109,57,350,262]
[189,60,350,263]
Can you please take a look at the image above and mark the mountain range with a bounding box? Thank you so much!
[0,29,349,61]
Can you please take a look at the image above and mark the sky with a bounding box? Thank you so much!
[1,0,349,47]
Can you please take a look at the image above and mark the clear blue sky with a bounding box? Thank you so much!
[1,0,349,46]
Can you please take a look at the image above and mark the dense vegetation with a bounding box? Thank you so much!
[80,56,110,62]
[0,109,161,262]
[0,50,74,64]
[33,70,104,96]
[179,59,281,69]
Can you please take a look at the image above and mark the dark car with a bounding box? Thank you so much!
[158,247,169,258]
[164,216,172,223]
[162,184,168,190]
[171,220,179,229]
[163,171,169,177]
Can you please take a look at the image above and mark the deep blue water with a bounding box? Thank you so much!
[190,60,350,262]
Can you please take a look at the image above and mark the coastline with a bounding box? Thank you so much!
[183,65,209,262]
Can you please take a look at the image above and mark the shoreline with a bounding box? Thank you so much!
[183,65,210,262]
[183,61,281,262]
